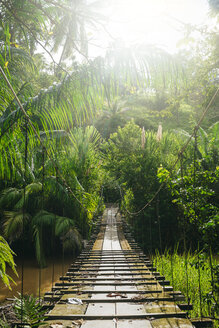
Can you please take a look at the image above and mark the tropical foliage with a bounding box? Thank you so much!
[13,293,47,327]
[0,236,17,289]
[0,1,218,325]
[154,249,219,319]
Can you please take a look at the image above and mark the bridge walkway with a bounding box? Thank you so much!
[43,207,194,328]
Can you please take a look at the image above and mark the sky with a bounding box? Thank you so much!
[88,0,213,56]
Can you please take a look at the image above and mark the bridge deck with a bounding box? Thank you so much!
[43,207,193,328]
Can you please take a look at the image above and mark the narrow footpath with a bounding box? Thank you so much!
[43,207,194,328]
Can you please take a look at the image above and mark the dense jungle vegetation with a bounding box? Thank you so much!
[0,0,218,325]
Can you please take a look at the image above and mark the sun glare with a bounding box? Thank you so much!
[95,0,210,54]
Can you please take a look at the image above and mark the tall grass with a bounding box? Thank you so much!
[153,249,218,325]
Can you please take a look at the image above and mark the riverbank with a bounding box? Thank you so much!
[0,258,72,304]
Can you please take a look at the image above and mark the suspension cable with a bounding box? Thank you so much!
[38,148,45,304]
[51,170,57,304]
[0,65,99,215]
[1,65,219,217]
[197,243,203,318]
[21,117,28,325]
[180,154,190,305]
[118,86,219,216]
[193,133,197,222]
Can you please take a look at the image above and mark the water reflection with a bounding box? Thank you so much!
[0,258,72,303]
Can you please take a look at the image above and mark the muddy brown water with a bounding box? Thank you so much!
[0,258,72,303]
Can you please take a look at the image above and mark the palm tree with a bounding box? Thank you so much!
[50,0,106,64]
[94,97,132,138]
[209,0,219,14]
[0,181,82,267]
[174,122,219,169]
[0,31,188,267]
[0,123,104,266]
[0,0,53,55]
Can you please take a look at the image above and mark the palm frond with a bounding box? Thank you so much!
[0,236,17,289]
[3,211,30,242]
[32,225,46,268]
[32,210,56,227]
[208,121,219,143]
[15,182,42,210]
[55,215,75,236]
[0,188,22,209]
[61,227,82,252]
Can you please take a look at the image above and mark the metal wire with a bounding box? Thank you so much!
[197,244,203,318]
[51,171,57,304]
[1,65,219,218]
[0,66,99,215]
[38,149,45,304]
[117,86,219,216]
[193,133,197,222]
[21,117,28,325]
[156,195,164,277]
[180,154,190,304]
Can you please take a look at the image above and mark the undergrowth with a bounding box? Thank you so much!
[153,249,219,327]
[13,293,47,327]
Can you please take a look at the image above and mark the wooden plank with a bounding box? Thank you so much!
[60,276,155,281]
[40,320,78,328]
[86,302,115,316]
[70,264,153,268]
[54,281,158,286]
[51,289,163,294]
[48,303,87,316]
[152,318,194,328]
[117,319,152,328]
[46,312,188,320]
[45,296,175,303]
[191,318,213,328]
[81,320,153,328]
[81,320,115,328]
[116,302,146,315]
[66,272,153,276]
[68,268,154,272]
[42,208,194,328]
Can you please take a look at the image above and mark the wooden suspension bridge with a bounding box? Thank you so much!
[42,206,202,328]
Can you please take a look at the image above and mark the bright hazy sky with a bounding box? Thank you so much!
[89,0,212,56]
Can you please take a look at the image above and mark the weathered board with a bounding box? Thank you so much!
[42,207,194,328]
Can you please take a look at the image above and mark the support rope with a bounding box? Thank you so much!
[51,170,58,304]
[193,133,197,222]
[197,243,203,318]
[117,86,219,216]
[1,66,219,218]
[39,148,45,304]
[0,66,99,215]
[21,117,28,325]
[180,154,190,306]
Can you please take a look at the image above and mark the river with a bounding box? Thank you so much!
[0,258,72,303]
